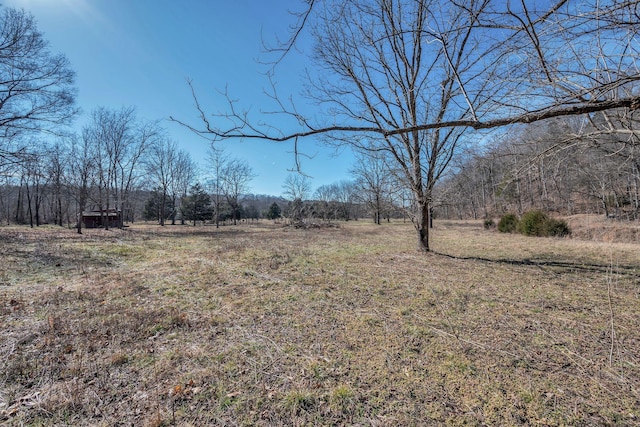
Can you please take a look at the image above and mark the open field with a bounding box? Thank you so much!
[1,219,639,426]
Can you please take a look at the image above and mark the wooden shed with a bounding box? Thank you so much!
[81,209,121,228]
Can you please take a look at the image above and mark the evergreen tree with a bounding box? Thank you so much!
[181,183,212,225]
[266,202,281,220]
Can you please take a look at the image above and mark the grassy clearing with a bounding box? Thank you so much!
[1,219,639,426]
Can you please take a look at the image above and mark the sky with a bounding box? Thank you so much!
[4,0,356,197]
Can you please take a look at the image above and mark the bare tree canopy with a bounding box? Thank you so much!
[206,146,230,228]
[174,0,640,141]
[351,151,396,224]
[145,138,182,226]
[82,107,158,229]
[221,158,255,225]
[173,0,640,251]
[0,6,77,141]
[282,173,312,201]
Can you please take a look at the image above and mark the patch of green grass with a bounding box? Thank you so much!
[330,384,356,413]
[283,390,317,414]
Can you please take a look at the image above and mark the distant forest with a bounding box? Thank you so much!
[3,113,640,229]
[435,114,640,222]
[2,110,640,229]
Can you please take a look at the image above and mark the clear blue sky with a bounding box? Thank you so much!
[5,0,355,196]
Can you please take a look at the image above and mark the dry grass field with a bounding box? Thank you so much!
[1,218,639,426]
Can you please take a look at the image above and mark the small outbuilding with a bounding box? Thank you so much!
[81,209,121,228]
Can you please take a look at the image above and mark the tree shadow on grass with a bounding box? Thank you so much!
[433,251,640,279]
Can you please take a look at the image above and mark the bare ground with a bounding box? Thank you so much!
[1,218,639,426]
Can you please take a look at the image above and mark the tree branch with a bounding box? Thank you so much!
[172,92,640,143]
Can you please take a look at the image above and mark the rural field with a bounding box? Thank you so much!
[1,218,639,426]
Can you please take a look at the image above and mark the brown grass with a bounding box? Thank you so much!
[1,218,639,426]
[566,214,640,243]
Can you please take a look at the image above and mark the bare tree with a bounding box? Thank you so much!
[282,173,312,201]
[19,147,48,227]
[45,142,68,227]
[314,180,358,221]
[313,184,335,221]
[0,166,18,224]
[351,151,395,224]
[83,107,130,229]
[206,146,229,228]
[83,107,157,228]
[334,180,358,221]
[145,138,179,226]
[221,159,255,225]
[169,150,197,225]
[293,0,477,248]
[173,0,640,251]
[0,6,77,165]
[67,134,96,233]
[436,110,640,220]
[117,121,157,224]
[283,173,312,224]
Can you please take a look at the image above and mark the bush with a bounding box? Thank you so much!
[517,210,549,236]
[483,218,495,230]
[517,210,571,237]
[546,218,571,237]
[498,213,519,233]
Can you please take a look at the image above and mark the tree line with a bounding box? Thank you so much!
[436,111,640,221]
[0,104,413,229]
[3,103,639,230]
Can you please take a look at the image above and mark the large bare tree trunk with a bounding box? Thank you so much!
[76,199,83,234]
[417,198,430,252]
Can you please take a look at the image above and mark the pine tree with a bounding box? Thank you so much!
[266,202,281,220]
[181,183,212,225]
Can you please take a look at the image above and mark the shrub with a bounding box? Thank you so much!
[498,213,519,233]
[546,218,571,237]
[517,210,549,236]
[483,218,495,230]
[517,210,571,237]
